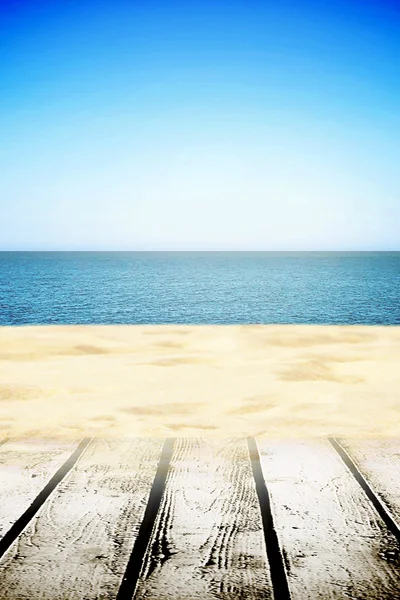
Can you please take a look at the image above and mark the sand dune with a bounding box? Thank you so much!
[0,324,399,439]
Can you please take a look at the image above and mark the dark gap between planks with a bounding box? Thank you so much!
[329,438,400,544]
[247,437,292,600]
[116,437,175,600]
[0,438,91,559]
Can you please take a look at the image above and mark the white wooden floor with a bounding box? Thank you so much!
[0,437,399,599]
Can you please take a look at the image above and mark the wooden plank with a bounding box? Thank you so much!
[0,438,163,600]
[340,438,400,528]
[0,439,78,540]
[258,439,400,599]
[135,438,274,600]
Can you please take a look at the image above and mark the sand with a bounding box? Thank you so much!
[0,324,399,440]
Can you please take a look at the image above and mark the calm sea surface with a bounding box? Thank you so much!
[0,252,399,325]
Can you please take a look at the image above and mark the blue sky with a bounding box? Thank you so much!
[1,0,399,250]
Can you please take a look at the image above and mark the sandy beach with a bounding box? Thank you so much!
[0,324,399,440]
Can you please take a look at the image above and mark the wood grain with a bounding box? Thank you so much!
[135,438,273,600]
[0,439,77,540]
[258,439,400,599]
[340,439,400,528]
[0,438,163,600]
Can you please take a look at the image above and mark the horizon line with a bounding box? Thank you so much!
[1,249,399,253]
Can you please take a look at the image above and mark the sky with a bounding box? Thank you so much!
[0,0,399,250]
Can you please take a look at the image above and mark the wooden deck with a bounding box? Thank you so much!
[0,438,399,599]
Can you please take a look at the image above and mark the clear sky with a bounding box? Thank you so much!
[1,0,399,250]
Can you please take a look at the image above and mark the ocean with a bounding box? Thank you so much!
[0,251,399,325]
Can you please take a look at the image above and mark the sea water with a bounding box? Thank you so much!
[0,251,399,325]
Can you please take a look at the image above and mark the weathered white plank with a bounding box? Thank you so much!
[340,438,400,527]
[135,438,273,600]
[0,438,163,600]
[258,439,400,599]
[0,439,77,539]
